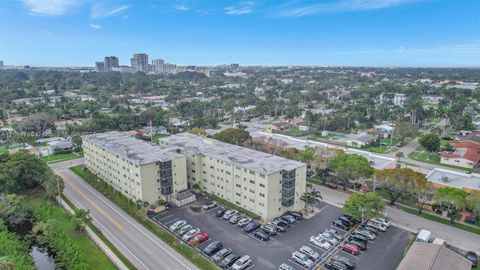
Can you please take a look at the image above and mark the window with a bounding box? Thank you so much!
[249,180,255,184]
[259,183,265,188]
[259,193,265,197]
[235,184,241,188]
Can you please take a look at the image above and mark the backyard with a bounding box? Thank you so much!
[40,149,84,163]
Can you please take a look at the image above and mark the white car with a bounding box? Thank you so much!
[299,245,320,261]
[223,210,238,220]
[231,255,252,270]
[181,228,200,241]
[325,228,343,240]
[292,251,314,268]
[367,221,387,232]
[237,217,252,227]
[309,236,332,250]
[318,232,338,245]
[371,217,390,227]
[176,224,192,236]
[169,220,186,232]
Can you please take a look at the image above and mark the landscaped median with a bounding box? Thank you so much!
[69,166,218,270]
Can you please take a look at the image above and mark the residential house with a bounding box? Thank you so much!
[426,168,480,193]
[54,120,74,131]
[440,140,480,169]
[48,140,74,154]
[397,242,472,270]
[344,133,376,148]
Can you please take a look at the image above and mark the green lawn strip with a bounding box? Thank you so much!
[26,192,118,270]
[69,166,218,270]
[60,194,136,270]
[307,177,323,186]
[396,205,480,235]
[41,151,84,163]
[205,192,262,220]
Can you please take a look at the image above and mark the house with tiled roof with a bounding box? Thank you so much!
[440,140,480,169]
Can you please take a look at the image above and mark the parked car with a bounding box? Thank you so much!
[278,263,295,270]
[348,239,367,250]
[229,214,242,224]
[333,219,351,230]
[349,233,369,243]
[287,211,303,220]
[319,232,338,245]
[177,224,192,236]
[269,219,288,232]
[292,251,314,268]
[339,243,360,255]
[231,255,252,270]
[188,232,209,246]
[169,220,187,232]
[324,228,343,240]
[218,253,240,269]
[299,245,320,261]
[215,208,227,217]
[203,201,217,210]
[252,230,270,241]
[338,216,353,227]
[309,236,332,250]
[261,225,278,236]
[355,229,376,240]
[244,221,261,232]
[282,214,296,224]
[212,248,232,263]
[466,251,478,268]
[324,260,347,270]
[343,214,361,225]
[182,228,200,241]
[370,217,390,227]
[203,241,223,257]
[223,210,238,220]
[367,221,387,232]
[332,255,356,269]
[361,224,379,234]
[326,182,338,189]
[237,217,252,227]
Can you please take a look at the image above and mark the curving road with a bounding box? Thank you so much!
[50,158,198,270]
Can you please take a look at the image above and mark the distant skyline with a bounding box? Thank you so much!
[0,0,479,67]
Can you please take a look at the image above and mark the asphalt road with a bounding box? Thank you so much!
[50,158,199,270]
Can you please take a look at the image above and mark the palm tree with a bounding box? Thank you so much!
[395,151,404,165]
[73,209,92,233]
[300,189,323,214]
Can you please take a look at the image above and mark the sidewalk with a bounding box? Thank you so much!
[313,184,480,253]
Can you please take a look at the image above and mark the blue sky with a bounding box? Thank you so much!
[0,0,479,67]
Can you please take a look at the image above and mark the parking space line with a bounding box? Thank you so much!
[158,214,173,221]
[163,217,179,226]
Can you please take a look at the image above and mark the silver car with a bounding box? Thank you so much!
[182,228,200,241]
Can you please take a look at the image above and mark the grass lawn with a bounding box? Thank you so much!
[70,166,218,270]
[396,205,480,235]
[408,149,471,172]
[25,192,118,270]
[40,150,83,163]
[152,134,169,142]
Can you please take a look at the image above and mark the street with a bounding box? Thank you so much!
[316,184,480,254]
[49,158,198,270]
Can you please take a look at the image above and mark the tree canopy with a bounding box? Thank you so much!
[434,187,467,223]
[419,133,440,152]
[374,167,429,205]
[330,152,374,191]
[343,192,385,219]
[394,122,418,143]
[213,128,250,145]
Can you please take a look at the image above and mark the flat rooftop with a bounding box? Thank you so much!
[250,132,396,169]
[83,131,183,165]
[426,168,480,191]
[160,133,306,175]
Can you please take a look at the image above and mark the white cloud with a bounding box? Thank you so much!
[173,4,190,11]
[225,1,255,15]
[91,4,130,19]
[90,23,101,29]
[22,0,82,16]
[276,0,422,17]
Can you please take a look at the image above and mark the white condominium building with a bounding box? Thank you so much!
[159,133,307,220]
[82,131,187,204]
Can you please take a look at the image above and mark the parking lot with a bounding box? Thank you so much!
[151,196,411,270]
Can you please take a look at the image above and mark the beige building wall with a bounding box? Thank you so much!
[83,139,187,204]
[440,157,474,169]
[159,142,307,221]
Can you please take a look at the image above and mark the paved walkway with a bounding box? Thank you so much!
[315,184,480,253]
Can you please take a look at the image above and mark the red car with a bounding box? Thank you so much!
[339,243,360,255]
[326,182,338,189]
[188,232,209,246]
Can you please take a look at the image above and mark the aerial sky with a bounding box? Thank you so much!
[0,0,479,67]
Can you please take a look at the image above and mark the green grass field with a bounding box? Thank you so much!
[26,192,118,270]
[40,150,83,163]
